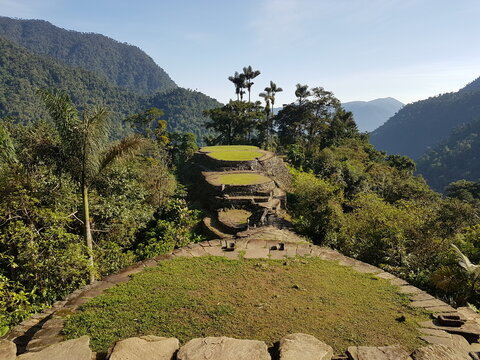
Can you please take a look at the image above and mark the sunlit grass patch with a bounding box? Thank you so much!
[200,145,263,161]
[63,257,428,353]
[216,173,271,185]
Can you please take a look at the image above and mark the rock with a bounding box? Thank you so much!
[17,336,91,360]
[176,337,270,360]
[109,335,179,360]
[278,333,333,360]
[411,344,471,360]
[347,345,411,360]
[0,339,16,360]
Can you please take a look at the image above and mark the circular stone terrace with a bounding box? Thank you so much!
[199,145,267,161]
[5,229,480,359]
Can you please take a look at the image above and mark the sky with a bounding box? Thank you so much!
[1,0,479,106]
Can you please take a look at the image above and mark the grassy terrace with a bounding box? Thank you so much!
[63,257,428,353]
[218,209,251,227]
[200,145,264,161]
[214,173,272,186]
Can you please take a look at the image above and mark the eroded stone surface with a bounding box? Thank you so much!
[346,345,411,360]
[411,344,471,360]
[279,333,333,360]
[0,339,16,360]
[17,336,91,360]
[176,337,270,360]
[109,335,179,360]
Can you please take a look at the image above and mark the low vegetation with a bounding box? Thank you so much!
[63,256,428,353]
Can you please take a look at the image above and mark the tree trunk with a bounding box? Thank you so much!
[82,182,95,284]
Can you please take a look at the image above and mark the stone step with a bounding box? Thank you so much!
[201,217,233,239]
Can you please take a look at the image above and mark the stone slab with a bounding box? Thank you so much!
[347,345,411,360]
[109,335,179,360]
[0,339,16,360]
[243,248,270,259]
[18,336,91,360]
[176,336,270,360]
[279,333,333,360]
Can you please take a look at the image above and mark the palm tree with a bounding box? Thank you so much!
[228,72,246,101]
[268,81,283,113]
[39,90,146,284]
[295,83,311,105]
[242,66,261,102]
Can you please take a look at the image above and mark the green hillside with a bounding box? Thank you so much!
[416,117,480,191]
[370,80,480,159]
[0,36,220,139]
[0,16,176,94]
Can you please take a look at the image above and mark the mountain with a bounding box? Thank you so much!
[342,97,404,132]
[369,80,480,159]
[416,117,480,192]
[0,36,220,140]
[0,16,176,95]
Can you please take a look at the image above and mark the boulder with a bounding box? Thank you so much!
[347,345,412,360]
[0,339,16,360]
[17,336,91,360]
[109,335,179,360]
[278,333,333,360]
[176,336,270,360]
[411,344,471,360]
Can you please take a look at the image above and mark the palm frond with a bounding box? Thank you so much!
[451,244,479,277]
[99,135,146,173]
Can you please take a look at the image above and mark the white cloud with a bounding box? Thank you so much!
[0,0,58,19]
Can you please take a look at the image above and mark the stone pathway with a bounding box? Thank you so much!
[4,230,480,359]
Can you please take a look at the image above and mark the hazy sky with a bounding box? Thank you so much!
[1,0,479,106]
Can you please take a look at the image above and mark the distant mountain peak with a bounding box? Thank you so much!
[342,97,404,133]
[0,16,177,94]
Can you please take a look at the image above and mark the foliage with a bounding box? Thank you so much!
[0,16,176,94]
[135,197,203,259]
[370,79,480,160]
[204,100,264,145]
[417,118,480,192]
[0,36,221,142]
[287,136,480,306]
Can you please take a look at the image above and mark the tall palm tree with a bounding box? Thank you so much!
[268,81,283,114]
[295,83,311,105]
[242,66,261,102]
[228,72,246,101]
[39,90,145,284]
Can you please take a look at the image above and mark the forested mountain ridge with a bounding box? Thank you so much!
[0,16,177,94]
[0,35,140,135]
[416,117,480,191]
[0,36,221,140]
[370,80,480,159]
[342,97,403,132]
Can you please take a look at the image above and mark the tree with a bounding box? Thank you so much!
[242,66,261,102]
[39,90,146,283]
[295,84,311,105]
[204,100,264,145]
[259,81,283,148]
[228,71,246,101]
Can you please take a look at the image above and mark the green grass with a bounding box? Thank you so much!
[201,145,259,152]
[200,145,263,161]
[63,257,428,353]
[218,209,251,226]
[215,173,271,185]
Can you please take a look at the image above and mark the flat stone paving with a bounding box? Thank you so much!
[4,229,480,359]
